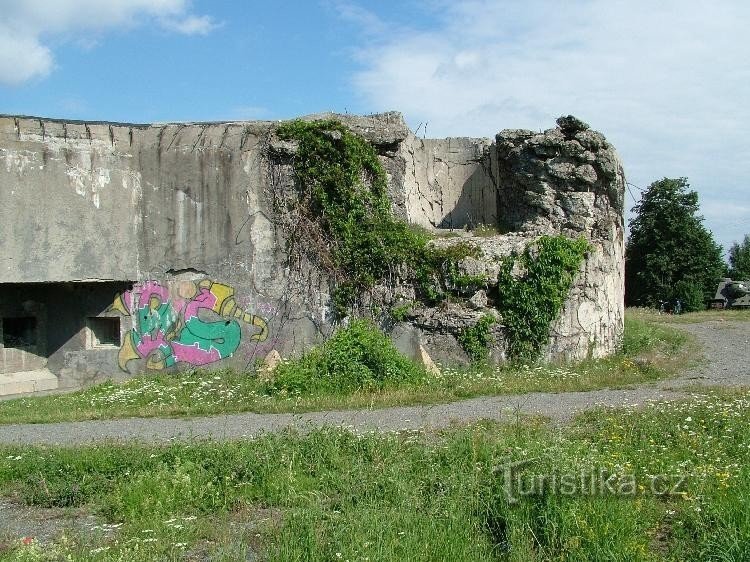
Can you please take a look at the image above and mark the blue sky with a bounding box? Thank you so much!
[1,0,748,254]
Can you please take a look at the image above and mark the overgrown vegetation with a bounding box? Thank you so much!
[277,120,481,314]
[458,314,497,362]
[277,119,590,361]
[267,319,426,395]
[277,119,421,315]
[389,301,413,322]
[621,314,688,356]
[0,311,689,425]
[497,235,590,361]
[2,389,749,561]
[423,241,485,302]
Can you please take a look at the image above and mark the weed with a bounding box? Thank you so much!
[621,315,687,356]
[0,311,688,424]
[276,120,592,360]
[390,301,413,322]
[276,120,428,316]
[2,389,749,560]
[268,320,426,395]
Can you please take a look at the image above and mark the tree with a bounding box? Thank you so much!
[625,178,726,311]
[728,235,750,280]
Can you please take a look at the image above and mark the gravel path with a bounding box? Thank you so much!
[0,320,746,446]
[657,319,750,388]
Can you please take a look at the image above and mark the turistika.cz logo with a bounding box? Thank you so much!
[497,458,688,504]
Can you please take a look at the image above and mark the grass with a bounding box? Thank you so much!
[627,306,750,324]
[0,388,749,560]
[0,312,690,425]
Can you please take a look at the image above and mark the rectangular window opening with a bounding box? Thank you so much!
[1,317,38,349]
[87,317,120,348]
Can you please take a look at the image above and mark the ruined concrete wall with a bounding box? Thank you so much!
[0,116,324,381]
[493,116,625,359]
[399,137,497,230]
[380,115,624,363]
[0,112,625,383]
[0,282,128,386]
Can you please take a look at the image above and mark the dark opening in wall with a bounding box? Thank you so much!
[2,317,37,348]
[87,317,120,348]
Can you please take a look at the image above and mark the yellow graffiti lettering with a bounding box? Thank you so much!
[250,314,269,342]
[109,293,130,317]
[117,332,140,372]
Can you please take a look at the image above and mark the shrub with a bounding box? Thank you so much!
[670,279,706,312]
[268,320,426,395]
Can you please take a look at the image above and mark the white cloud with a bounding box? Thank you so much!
[346,0,750,250]
[0,24,53,86]
[0,0,218,85]
[161,15,219,36]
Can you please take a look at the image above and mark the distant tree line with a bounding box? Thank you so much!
[728,235,750,280]
[625,177,746,312]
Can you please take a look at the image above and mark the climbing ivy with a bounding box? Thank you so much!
[457,314,496,362]
[496,235,590,362]
[276,119,480,315]
[277,119,423,315]
[276,119,589,365]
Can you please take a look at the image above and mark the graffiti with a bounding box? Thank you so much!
[110,279,268,371]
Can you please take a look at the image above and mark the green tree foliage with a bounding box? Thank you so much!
[728,234,750,280]
[625,178,726,310]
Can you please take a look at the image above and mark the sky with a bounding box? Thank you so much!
[1,0,747,253]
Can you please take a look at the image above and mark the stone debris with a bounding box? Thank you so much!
[468,290,488,310]
[257,350,282,381]
[417,344,441,377]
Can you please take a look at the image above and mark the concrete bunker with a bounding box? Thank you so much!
[0,112,625,394]
[0,282,131,393]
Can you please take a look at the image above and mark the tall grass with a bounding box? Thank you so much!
[268,319,427,395]
[621,314,687,356]
[1,390,749,560]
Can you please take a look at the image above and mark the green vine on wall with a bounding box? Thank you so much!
[276,119,481,315]
[457,314,496,362]
[276,119,589,364]
[496,235,590,362]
